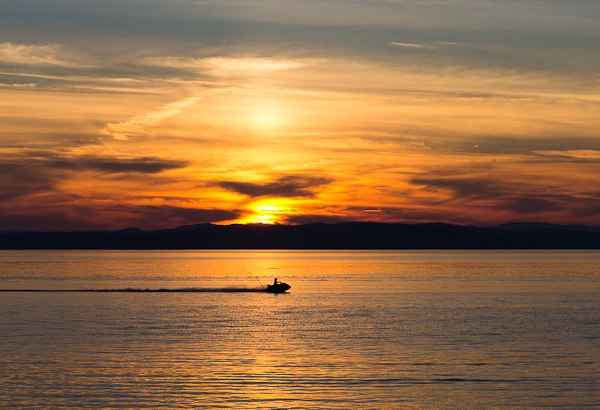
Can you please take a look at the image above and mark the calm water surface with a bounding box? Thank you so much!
[1,250,599,409]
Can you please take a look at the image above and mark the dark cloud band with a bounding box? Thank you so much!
[217,176,333,198]
[50,157,189,174]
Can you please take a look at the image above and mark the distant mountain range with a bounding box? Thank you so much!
[1,222,600,249]
[490,222,600,233]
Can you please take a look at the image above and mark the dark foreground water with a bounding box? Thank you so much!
[1,250,599,409]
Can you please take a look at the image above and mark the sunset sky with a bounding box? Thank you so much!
[1,0,600,230]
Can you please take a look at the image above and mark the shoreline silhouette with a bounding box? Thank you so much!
[1,222,600,249]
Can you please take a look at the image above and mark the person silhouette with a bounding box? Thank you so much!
[273,278,279,285]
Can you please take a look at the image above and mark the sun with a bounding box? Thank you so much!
[250,214,278,224]
[231,201,295,225]
[247,205,285,224]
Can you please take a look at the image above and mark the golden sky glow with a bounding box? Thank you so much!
[1,1,600,230]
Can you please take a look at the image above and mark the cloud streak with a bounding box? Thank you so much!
[390,42,434,49]
[0,162,56,202]
[218,176,334,198]
[50,157,189,174]
[101,96,200,140]
[408,175,600,220]
[0,42,89,68]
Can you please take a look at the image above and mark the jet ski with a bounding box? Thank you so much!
[265,280,290,293]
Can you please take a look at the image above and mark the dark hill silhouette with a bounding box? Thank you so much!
[490,222,600,233]
[1,222,600,249]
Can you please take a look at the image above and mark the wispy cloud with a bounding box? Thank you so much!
[0,161,56,202]
[0,82,36,88]
[100,96,200,140]
[534,150,600,160]
[408,176,560,216]
[435,41,467,47]
[0,42,90,68]
[389,42,434,49]
[389,41,466,50]
[143,56,307,81]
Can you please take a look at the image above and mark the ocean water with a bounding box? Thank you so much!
[1,250,599,409]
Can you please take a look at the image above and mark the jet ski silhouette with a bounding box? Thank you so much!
[265,278,291,293]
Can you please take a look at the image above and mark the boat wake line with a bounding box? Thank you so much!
[0,287,270,293]
[1,279,291,293]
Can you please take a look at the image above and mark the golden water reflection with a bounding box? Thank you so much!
[1,251,599,408]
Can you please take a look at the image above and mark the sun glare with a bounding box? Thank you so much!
[240,97,290,133]
[255,205,284,213]
[238,203,290,224]
[252,110,282,131]
[250,214,277,224]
